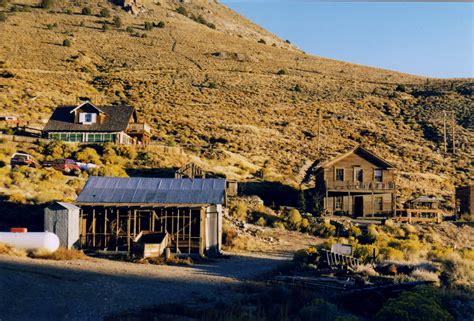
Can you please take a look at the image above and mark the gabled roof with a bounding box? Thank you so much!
[75,177,226,205]
[69,101,104,114]
[47,202,81,211]
[43,105,135,132]
[315,146,395,170]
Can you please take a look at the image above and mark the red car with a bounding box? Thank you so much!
[50,159,81,175]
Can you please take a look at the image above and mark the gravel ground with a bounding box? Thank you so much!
[0,252,289,321]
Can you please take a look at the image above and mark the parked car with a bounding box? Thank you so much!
[10,152,37,168]
[49,159,81,175]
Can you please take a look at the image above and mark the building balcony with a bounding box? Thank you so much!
[325,180,395,191]
[126,123,152,135]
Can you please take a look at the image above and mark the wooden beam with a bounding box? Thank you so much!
[199,207,206,256]
[92,208,96,247]
[104,208,108,249]
[188,208,192,254]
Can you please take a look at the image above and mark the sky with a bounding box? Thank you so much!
[221,1,473,78]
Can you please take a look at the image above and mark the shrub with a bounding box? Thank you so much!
[102,23,109,32]
[62,39,71,47]
[375,286,453,321]
[144,21,153,30]
[74,147,101,165]
[156,21,165,28]
[255,216,266,226]
[81,7,92,15]
[230,202,248,221]
[258,38,266,44]
[299,299,358,321]
[313,222,336,237]
[353,244,378,261]
[285,208,302,230]
[0,12,6,22]
[0,0,8,7]
[277,69,287,75]
[99,8,110,18]
[272,221,285,230]
[113,16,122,28]
[64,8,72,15]
[348,225,362,238]
[125,26,134,33]
[40,0,54,9]
[0,242,26,257]
[176,6,187,16]
[29,247,88,260]
[293,84,302,92]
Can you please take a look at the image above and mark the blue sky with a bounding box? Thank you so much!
[221,1,473,78]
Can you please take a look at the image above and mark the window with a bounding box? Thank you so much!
[85,113,92,123]
[335,168,344,181]
[375,196,383,212]
[374,169,383,182]
[354,168,363,182]
[335,196,343,210]
[79,112,96,124]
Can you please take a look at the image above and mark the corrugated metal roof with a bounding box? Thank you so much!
[76,177,226,205]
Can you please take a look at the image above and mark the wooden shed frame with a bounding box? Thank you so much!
[77,204,214,256]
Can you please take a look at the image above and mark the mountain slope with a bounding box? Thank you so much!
[0,0,472,207]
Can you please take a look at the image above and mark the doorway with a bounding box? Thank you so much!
[354,196,364,217]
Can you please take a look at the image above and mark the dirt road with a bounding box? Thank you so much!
[0,252,289,321]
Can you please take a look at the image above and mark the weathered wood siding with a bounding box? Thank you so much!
[326,193,393,216]
[324,153,394,183]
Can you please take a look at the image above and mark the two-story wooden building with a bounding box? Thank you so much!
[313,146,396,217]
[43,101,151,144]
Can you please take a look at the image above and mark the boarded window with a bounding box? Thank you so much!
[335,168,344,181]
[375,196,383,211]
[335,196,343,210]
[374,169,383,182]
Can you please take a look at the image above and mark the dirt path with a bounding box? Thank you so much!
[0,252,289,321]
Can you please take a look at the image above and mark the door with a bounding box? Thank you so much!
[353,196,364,217]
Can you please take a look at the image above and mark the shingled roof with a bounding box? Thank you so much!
[75,177,227,205]
[43,105,135,132]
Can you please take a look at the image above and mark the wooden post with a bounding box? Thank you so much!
[116,208,119,251]
[79,208,84,247]
[176,208,180,253]
[127,210,131,253]
[199,207,206,256]
[92,208,96,247]
[104,208,108,249]
[188,208,192,254]
[133,209,137,239]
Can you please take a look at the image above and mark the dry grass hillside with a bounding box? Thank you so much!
[0,0,472,207]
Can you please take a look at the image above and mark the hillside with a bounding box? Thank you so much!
[0,0,472,207]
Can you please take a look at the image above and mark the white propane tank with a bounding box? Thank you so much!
[0,232,60,252]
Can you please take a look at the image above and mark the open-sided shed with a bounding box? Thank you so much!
[75,177,226,256]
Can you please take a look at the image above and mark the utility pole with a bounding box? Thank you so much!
[452,111,456,155]
[317,108,322,154]
[443,110,447,153]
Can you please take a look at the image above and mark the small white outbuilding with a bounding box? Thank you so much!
[44,202,80,249]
